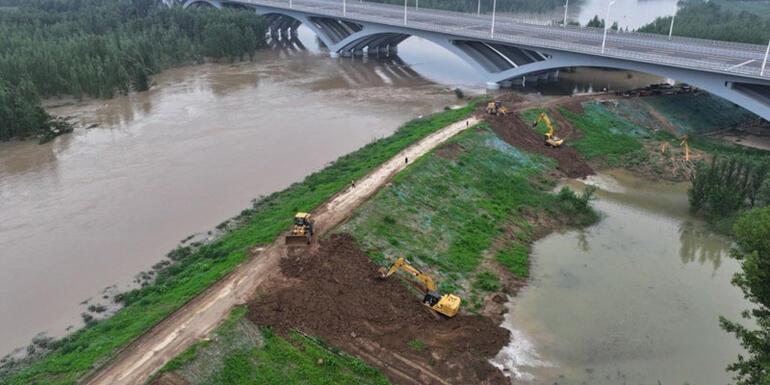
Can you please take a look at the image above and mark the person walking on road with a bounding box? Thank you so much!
[405,156,409,164]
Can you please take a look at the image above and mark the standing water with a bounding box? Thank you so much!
[494,170,747,384]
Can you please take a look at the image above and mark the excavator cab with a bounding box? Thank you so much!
[533,112,564,147]
[379,257,461,318]
[285,212,314,245]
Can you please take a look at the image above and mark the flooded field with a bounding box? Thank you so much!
[495,170,747,385]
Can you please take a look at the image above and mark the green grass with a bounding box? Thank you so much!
[473,271,501,292]
[556,103,644,166]
[641,93,754,135]
[407,339,426,351]
[495,243,530,279]
[341,124,598,300]
[1,102,478,385]
[156,308,390,385]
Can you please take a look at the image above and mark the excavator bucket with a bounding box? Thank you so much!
[285,234,311,245]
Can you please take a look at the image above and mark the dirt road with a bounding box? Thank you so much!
[83,116,479,385]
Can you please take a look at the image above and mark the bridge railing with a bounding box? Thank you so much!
[248,0,770,80]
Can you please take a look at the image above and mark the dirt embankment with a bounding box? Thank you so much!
[248,234,510,385]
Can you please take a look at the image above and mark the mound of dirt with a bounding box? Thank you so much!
[248,234,510,385]
[485,110,593,178]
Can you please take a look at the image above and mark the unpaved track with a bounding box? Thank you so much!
[83,116,479,385]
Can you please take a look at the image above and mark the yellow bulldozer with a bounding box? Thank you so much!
[285,212,314,245]
[533,111,564,147]
[379,257,461,318]
[486,100,509,116]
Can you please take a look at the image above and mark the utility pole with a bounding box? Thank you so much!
[404,0,407,25]
[490,0,497,38]
[762,39,770,76]
[477,0,481,15]
[601,0,615,54]
[289,0,292,8]
[416,0,418,10]
[563,0,569,27]
[343,0,346,16]
[668,13,676,40]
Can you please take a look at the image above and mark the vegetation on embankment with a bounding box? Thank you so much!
[340,123,598,312]
[0,103,477,385]
[688,155,770,233]
[150,307,391,385]
[638,0,770,44]
[0,0,267,141]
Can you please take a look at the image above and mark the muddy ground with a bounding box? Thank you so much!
[481,95,594,178]
[248,234,510,385]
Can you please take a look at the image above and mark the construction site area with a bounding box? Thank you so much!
[141,89,763,385]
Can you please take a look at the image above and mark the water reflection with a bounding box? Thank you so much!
[678,220,730,271]
[496,171,746,385]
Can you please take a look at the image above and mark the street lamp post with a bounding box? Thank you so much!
[668,13,676,40]
[404,0,407,25]
[490,0,497,37]
[601,0,615,54]
[343,0,346,16]
[563,0,569,27]
[416,0,418,10]
[477,0,481,15]
[762,39,770,77]
[289,0,292,8]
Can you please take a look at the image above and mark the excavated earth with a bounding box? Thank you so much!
[248,234,510,385]
[484,94,594,178]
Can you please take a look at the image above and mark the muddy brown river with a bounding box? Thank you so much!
[0,37,461,356]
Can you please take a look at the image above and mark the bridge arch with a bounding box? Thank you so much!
[182,0,222,9]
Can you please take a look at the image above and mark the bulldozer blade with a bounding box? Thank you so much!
[285,235,311,245]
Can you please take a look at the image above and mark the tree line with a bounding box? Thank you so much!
[638,0,770,44]
[0,0,267,141]
[688,154,770,384]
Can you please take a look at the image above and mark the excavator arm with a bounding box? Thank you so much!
[383,257,437,293]
[534,112,564,147]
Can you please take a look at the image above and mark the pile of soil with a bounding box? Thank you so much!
[248,234,510,385]
[484,108,593,178]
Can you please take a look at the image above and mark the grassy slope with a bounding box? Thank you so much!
[641,94,754,135]
[340,124,597,310]
[155,308,390,385]
[2,103,477,385]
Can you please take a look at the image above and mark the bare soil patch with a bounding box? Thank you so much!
[248,234,510,385]
[483,110,593,178]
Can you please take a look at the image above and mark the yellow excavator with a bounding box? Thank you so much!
[533,112,564,147]
[285,212,314,245]
[486,100,509,116]
[379,257,461,318]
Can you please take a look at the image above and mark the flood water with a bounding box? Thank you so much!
[494,170,747,385]
[0,29,461,356]
[0,4,681,359]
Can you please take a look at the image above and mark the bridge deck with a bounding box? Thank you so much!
[245,0,769,81]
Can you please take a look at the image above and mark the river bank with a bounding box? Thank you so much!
[0,100,478,385]
[0,54,458,359]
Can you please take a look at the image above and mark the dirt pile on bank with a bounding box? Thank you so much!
[485,108,593,178]
[248,234,510,385]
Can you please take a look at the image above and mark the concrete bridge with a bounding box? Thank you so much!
[180,0,770,120]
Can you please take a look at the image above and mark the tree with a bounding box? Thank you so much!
[586,15,604,28]
[720,207,770,385]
